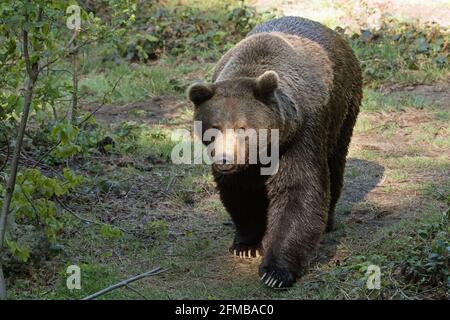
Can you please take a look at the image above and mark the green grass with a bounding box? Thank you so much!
[435,111,450,121]
[298,208,447,299]
[361,89,433,113]
[354,114,374,133]
[385,155,450,171]
[7,157,446,300]
[79,64,182,104]
[388,170,409,182]
[113,121,177,161]
[354,149,381,161]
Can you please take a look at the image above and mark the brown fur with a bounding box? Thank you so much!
[187,16,362,288]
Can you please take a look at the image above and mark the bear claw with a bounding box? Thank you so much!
[259,264,295,289]
[230,244,262,259]
[261,272,284,288]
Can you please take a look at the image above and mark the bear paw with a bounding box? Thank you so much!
[229,244,262,259]
[259,263,295,289]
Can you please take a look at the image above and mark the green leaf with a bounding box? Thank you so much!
[5,239,30,262]
[63,168,84,189]
[100,225,122,240]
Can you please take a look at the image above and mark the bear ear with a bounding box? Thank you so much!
[187,83,215,106]
[256,70,279,96]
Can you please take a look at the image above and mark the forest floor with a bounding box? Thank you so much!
[5,2,449,300]
[9,79,449,300]
[85,82,450,299]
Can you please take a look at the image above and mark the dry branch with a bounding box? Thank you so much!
[125,284,149,300]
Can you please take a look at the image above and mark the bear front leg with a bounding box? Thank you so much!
[216,176,269,259]
[227,197,267,259]
[260,154,330,288]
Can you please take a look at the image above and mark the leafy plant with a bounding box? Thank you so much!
[108,1,277,62]
[100,225,122,240]
[347,20,449,85]
[400,213,449,289]
[10,168,83,243]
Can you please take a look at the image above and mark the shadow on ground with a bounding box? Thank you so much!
[315,158,385,264]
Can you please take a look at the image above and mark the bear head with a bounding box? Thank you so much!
[187,71,284,175]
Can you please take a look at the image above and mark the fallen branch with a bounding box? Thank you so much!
[125,284,148,300]
[55,197,100,226]
[55,197,132,236]
[82,267,167,300]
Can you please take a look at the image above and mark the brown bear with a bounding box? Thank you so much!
[187,16,362,288]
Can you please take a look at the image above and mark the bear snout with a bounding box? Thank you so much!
[212,155,235,172]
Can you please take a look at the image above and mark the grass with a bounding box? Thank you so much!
[112,122,177,161]
[6,178,449,300]
[388,169,409,182]
[16,210,446,300]
[361,89,434,113]
[7,101,448,299]
[385,155,450,171]
[79,64,183,104]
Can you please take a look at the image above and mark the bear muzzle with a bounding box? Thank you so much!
[212,155,235,172]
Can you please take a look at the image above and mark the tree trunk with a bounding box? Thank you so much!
[70,37,78,124]
[0,268,5,299]
[0,28,38,300]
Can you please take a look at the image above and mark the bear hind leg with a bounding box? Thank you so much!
[326,150,346,232]
[326,99,359,232]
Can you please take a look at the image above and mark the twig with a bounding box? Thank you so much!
[0,132,10,172]
[56,197,100,226]
[32,75,123,169]
[82,267,167,300]
[37,57,59,74]
[69,38,98,54]
[165,175,177,191]
[78,75,123,126]
[55,197,151,238]
[56,197,129,234]
[125,284,148,300]
[37,32,100,74]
